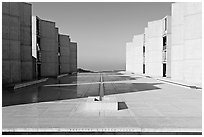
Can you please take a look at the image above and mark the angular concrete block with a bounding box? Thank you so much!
[19,3,32,26]
[184,13,202,40]
[10,40,21,60]
[10,61,21,83]
[60,64,70,73]
[40,38,57,51]
[171,45,183,61]
[85,96,118,112]
[183,60,202,86]
[10,2,20,16]
[2,39,10,60]
[171,61,183,81]
[59,35,70,47]
[9,16,20,41]
[2,60,11,84]
[184,39,202,60]
[60,47,70,55]
[40,20,56,38]
[41,63,58,77]
[21,45,32,61]
[172,3,184,26]
[171,25,184,45]
[60,55,70,63]
[21,61,33,81]
[41,51,58,63]
[184,2,202,15]
[2,2,10,14]
[20,26,32,45]
[2,15,10,39]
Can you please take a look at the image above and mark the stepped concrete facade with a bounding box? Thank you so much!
[125,2,201,87]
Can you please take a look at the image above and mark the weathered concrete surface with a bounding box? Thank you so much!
[40,19,58,77]
[2,2,32,84]
[70,42,77,73]
[59,34,70,74]
[171,2,202,87]
[132,34,144,74]
[145,19,163,77]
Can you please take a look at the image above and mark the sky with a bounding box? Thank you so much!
[31,2,172,71]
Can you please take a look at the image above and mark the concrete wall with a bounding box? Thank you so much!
[70,42,77,72]
[59,34,70,74]
[19,3,32,81]
[40,19,58,77]
[145,19,163,77]
[132,34,144,74]
[3,2,32,84]
[171,2,202,87]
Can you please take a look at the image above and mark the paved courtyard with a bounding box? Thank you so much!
[2,72,202,133]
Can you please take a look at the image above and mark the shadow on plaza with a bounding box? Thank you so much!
[104,83,163,96]
[2,74,162,107]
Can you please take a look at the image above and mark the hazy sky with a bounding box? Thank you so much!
[31,2,171,71]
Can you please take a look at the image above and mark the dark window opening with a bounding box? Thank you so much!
[163,36,167,50]
[163,63,166,77]
[165,18,167,31]
[143,64,145,74]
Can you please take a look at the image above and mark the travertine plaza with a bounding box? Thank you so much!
[126,2,202,88]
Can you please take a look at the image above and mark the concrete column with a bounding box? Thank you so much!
[145,19,163,77]
[132,34,144,74]
[59,34,71,74]
[19,3,33,81]
[70,42,77,73]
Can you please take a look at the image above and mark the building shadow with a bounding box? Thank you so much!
[2,75,163,107]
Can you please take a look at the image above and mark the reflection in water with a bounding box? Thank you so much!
[2,72,161,107]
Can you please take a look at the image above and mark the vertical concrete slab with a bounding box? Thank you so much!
[70,42,77,73]
[171,2,202,87]
[40,19,58,77]
[132,34,144,74]
[145,19,163,77]
[19,3,33,81]
[59,34,70,74]
[2,2,21,84]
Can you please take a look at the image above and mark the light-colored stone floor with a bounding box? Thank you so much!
[2,73,202,132]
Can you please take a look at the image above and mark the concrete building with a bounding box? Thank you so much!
[70,42,77,73]
[126,34,144,74]
[171,2,202,87]
[132,34,144,74]
[58,34,71,74]
[32,16,58,78]
[144,16,171,77]
[3,2,32,85]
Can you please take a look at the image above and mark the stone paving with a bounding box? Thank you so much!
[2,72,202,132]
